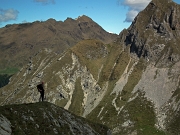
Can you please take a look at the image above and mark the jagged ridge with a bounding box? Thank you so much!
[0,15,117,70]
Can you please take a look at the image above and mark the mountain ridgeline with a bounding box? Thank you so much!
[0,0,180,135]
[0,15,117,70]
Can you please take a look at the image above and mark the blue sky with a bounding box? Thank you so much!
[0,0,180,34]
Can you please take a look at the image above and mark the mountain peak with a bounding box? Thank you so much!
[151,0,172,3]
[151,0,176,5]
[76,15,92,22]
[125,0,180,60]
[0,14,117,70]
[46,18,57,22]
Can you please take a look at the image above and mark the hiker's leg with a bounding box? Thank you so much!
[41,91,44,101]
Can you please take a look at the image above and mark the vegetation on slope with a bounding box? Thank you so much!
[0,15,117,71]
[86,46,131,130]
[71,39,108,80]
[68,77,84,116]
[85,49,168,135]
[0,102,110,135]
[121,92,167,135]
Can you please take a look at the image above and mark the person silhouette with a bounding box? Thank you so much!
[37,82,45,101]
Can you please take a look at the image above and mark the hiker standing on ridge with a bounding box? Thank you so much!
[37,82,45,102]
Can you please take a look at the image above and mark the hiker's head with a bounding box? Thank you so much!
[41,81,44,84]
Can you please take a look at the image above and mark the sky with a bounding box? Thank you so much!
[0,0,180,34]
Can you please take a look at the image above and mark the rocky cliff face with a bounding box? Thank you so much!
[0,0,180,135]
[125,0,180,65]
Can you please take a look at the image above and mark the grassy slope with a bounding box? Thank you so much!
[0,67,19,75]
[0,102,109,135]
[86,46,130,127]
[166,80,180,134]
[70,39,160,134]
[71,39,108,80]
[68,77,84,116]
[123,92,167,135]
[86,50,167,135]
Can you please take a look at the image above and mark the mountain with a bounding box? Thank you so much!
[0,101,110,135]
[124,0,180,64]
[0,15,117,70]
[0,0,180,135]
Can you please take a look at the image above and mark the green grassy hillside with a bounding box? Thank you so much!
[0,102,110,135]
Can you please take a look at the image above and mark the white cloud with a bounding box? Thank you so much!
[125,10,138,22]
[34,0,55,4]
[121,0,151,22]
[0,9,19,23]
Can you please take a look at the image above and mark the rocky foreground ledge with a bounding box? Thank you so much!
[0,102,111,135]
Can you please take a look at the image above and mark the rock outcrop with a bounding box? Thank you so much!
[125,0,180,65]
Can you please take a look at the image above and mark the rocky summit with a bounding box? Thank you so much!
[0,0,180,135]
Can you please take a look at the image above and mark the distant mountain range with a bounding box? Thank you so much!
[0,15,117,70]
[1,0,180,135]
